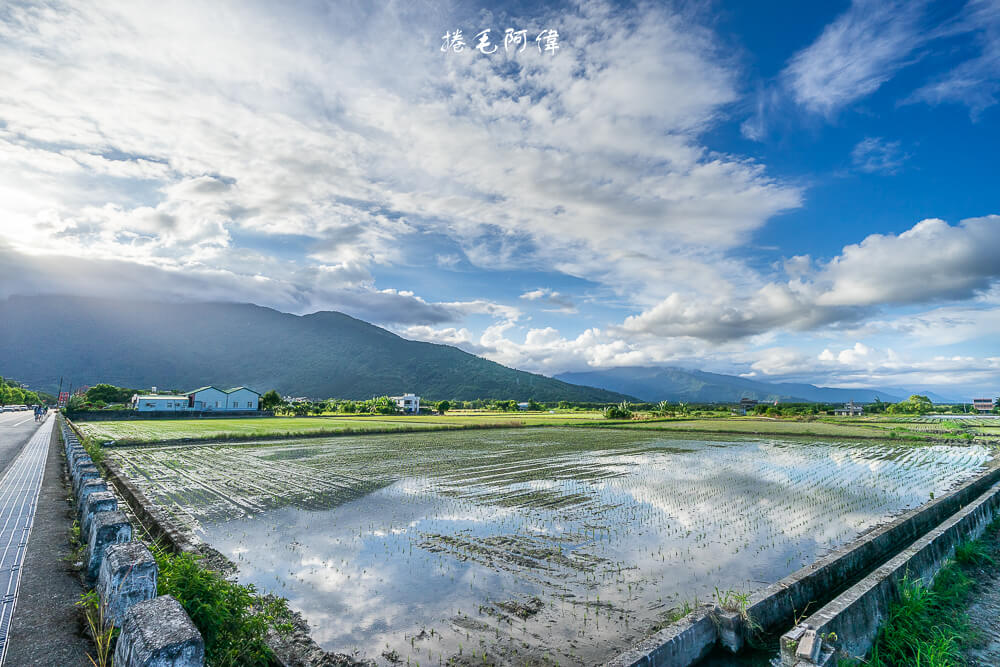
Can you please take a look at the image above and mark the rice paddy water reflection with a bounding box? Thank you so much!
[111,428,991,665]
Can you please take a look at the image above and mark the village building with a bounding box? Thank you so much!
[391,393,420,414]
[732,398,758,416]
[834,401,864,416]
[131,394,191,411]
[973,398,996,414]
[132,386,261,412]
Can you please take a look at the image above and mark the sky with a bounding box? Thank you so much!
[1,0,998,397]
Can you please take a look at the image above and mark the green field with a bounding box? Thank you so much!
[71,410,998,445]
[75,411,610,443]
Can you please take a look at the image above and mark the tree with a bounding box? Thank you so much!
[527,399,542,411]
[85,383,137,405]
[436,400,451,414]
[260,390,283,411]
[604,401,633,420]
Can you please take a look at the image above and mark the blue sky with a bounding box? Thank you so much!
[1,0,998,396]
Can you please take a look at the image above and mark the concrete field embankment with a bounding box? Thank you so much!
[610,462,1000,667]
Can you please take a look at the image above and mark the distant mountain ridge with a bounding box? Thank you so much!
[555,366,956,404]
[0,295,633,402]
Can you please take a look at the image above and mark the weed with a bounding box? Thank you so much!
[867,567,973,666]
[152,547,292,667]
[954,539,994,567]
[76,590,116,667]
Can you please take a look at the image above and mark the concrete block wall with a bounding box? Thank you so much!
[779,478,1000,666]
[61,418,205,666]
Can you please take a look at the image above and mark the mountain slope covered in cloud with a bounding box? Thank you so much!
[0,296,633,402]
[555,366,956,404]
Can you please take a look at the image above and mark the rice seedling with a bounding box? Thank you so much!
[110,428,991,666]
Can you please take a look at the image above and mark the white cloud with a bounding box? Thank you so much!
[783,0,927,115]
[519,288,577,313]
[907,0,1000,117]
[0,0,801,317]
[816,216,1000,307]
[850,137,907,174]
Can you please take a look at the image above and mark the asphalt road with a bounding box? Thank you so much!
[0,410,43,478]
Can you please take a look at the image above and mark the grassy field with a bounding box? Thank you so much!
[75,411,611,443]
[72,409,998,445]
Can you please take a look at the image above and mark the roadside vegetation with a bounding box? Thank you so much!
[858,518,1000,667]
[65,420,294,666]
[0,375,44,406]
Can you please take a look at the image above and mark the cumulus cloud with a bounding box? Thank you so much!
[816,216,1000,307]
[519,288,577,313]
[610,216,1000,343]
[0,0,801,317]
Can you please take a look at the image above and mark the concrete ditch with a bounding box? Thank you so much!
[61,416,205,667]
[780,477,1000,666]
[608,461,1000,667]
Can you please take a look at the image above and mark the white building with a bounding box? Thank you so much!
[834,401,864,416]
[132,394,191,412]
[132,386,261,412]
[224,387,259,410]
[391,393,420,414]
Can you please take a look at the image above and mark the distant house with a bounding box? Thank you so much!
[732,398,758,416]
[973,398,996,414]
[132,386,260,412]
[517,402,531,411]
[834,401,864,417]
[391,393,420,414]
[131,394,191,412]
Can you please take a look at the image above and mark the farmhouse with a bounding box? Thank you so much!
[131,394,191,411]
[834,401,864,416]
[732,398,758,416]
[391,393,420,414]
[973,398,996,414]
[132,386,261,412]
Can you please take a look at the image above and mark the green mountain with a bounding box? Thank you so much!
[0,295,633,402]
[556,366,907,404]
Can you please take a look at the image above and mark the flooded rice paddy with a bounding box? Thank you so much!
[111,428,991,665]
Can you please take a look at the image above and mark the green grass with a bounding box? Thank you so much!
[75,410,973,445]
[860,523,1000,667]
[75,412,614,443]
[153,546,292,667]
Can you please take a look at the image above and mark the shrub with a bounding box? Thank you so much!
[154,550,291,667]
[604,402,633,420]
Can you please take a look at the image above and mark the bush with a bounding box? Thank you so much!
[154,550,291,667]
[604,402,633,420]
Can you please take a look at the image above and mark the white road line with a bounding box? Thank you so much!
[8,420,32,428]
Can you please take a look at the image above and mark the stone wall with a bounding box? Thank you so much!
[61,416,205,667]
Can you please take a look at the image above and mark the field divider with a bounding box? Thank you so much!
[607,459,1000,667]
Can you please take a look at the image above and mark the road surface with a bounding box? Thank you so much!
[0,410,46,479]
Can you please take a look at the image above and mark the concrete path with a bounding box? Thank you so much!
[0,414,55,663]
[6,416,90,666]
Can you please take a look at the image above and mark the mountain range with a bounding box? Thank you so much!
[0,296,632,402]
[555,366,957,404]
